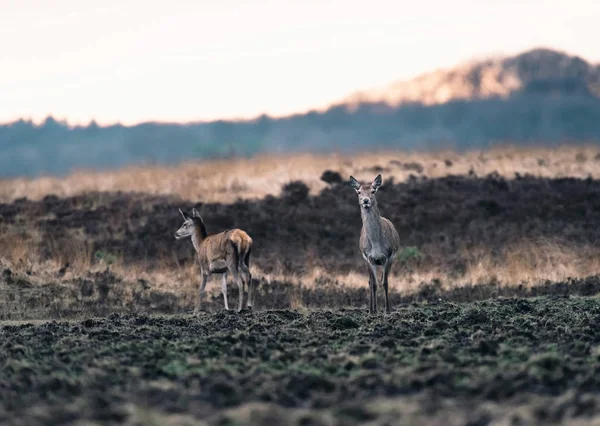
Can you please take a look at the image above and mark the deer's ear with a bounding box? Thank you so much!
[372,174,382,191]
[179,208,189,220]
[192,208,202,219]
[349,176,361,191]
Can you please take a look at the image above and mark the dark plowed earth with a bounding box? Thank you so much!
[2,297,600,425]
[2,173,600,275]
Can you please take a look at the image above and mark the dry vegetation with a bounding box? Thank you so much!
[2,144,600,204]
[2,144,600,318]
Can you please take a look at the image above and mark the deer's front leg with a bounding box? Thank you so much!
[382,258,393,314]
[194,272,209,314]
[364,258,378,315]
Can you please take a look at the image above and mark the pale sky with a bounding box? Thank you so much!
[1,0,599,125]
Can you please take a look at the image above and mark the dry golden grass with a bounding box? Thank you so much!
[1,231,598,311]
[1,144,600,204]
[258,237,600,294]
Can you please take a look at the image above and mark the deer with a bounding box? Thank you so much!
[174,208,253,313]
[349,174,400,314]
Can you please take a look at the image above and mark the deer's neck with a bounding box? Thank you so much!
[361,204,383,241]
[191,224,208,253]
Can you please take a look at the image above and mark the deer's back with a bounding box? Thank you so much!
[197,229,252,261]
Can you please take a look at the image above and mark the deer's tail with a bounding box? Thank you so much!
[229,230,252,271]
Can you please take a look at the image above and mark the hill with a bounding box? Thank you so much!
[2,48,600,178]
[342,48,600,107]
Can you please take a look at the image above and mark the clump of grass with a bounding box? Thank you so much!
[94,251,117,266]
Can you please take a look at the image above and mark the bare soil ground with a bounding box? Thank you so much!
[2,297,600,425]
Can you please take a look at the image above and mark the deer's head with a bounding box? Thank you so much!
[174,208,205,240]
[349,174,382,209]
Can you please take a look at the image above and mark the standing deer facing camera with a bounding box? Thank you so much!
[349,174,400,314]
[174,208,253,313]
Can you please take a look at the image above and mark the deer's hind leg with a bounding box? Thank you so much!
[245,269,254,310]
[227,255,244,312]
[227,250,245,313]
[228,266,244,313]
[237,272,244,312]
[241,248,253,310]
[221,273,230,310]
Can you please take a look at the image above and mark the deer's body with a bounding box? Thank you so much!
[360,208,399,266]
[175,208,253,312]
[350,174,400,314]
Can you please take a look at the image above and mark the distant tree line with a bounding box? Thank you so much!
[1,92,600,178]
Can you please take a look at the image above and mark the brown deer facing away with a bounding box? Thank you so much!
[175,208,253,313]
[349,174,400,314]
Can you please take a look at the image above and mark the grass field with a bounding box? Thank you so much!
[2,144,600,425]
[2,144,600,205]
